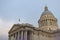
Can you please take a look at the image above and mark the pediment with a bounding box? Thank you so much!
[9,24,20,33]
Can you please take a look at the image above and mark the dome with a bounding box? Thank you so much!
[40,6,57,20]
[38,6,58,31]
[41,6,54,16]
[41,10,54,17]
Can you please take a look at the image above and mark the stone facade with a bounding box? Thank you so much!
[8,6,60,40]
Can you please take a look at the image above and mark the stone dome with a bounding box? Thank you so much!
[40,6,57,21]
[38,6,58,31]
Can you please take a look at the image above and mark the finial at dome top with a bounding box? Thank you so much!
[44,6,48,11]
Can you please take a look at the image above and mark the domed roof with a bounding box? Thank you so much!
[40,6,56,20]
[41,6,54,16]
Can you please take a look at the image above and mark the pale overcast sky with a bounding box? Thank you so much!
[0,0,60,40]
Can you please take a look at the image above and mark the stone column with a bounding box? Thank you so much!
[14,33,15,40]
[15,33,17,40]
[21,31,23,40]
[30,31,33,40]
[24,31,27,40]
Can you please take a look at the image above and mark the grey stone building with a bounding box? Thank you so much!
[8,6,60,40]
